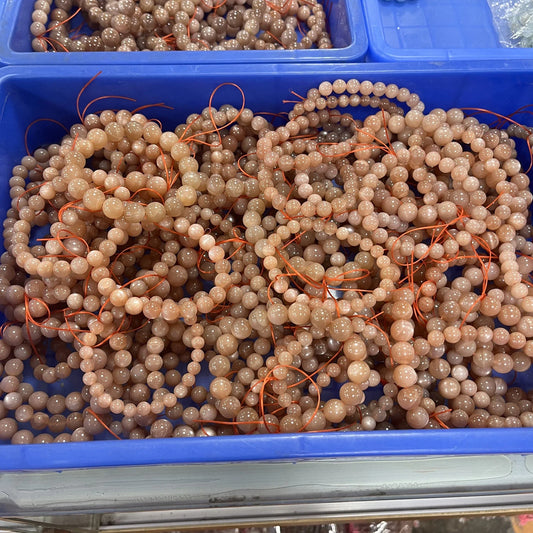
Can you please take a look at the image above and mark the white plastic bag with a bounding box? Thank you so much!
[487,0,533,47]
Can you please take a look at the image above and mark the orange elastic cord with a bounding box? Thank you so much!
[24,296,91,349]
[266,0,292,15]
[41,7,81,36]
[38,228,90,257]
[81,95,136,124]
[25,118,69,158]
[130,187,166,204]
[237,152,258,179]
[257,364,322,433]
[22,297,45,363]
[15,183,47,212]
[459,235,492,328]
[184,83,246,149]
[36,35,70,52]
[187,7,198,37]
[282,90,306,104]
[131,102,174,115]
[87,408,121,440]
[76,71,103,123]
[430,409,452,430]
[69,20,85,41]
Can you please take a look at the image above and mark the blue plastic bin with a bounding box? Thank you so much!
[0,0,367,65]
[361,0,533,61]
[0,62,533,470]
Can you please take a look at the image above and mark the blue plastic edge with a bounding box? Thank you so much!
[361,0,533,62]
[0,0,368,65]
[4,429,533,471]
